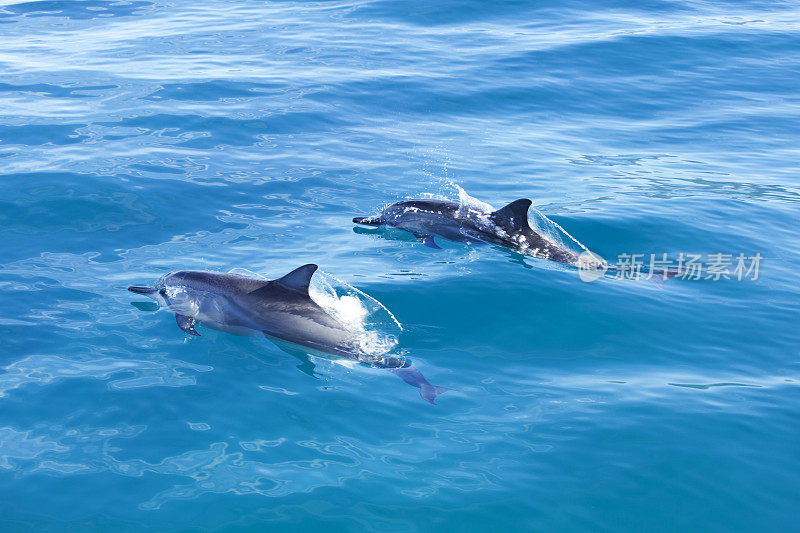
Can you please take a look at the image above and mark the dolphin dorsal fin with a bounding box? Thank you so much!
[490,199,532,230]
[273,264,318,295]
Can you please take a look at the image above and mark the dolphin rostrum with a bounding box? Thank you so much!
[354,198,579,264]
[128,264,451,403]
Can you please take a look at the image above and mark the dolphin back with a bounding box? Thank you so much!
[242,265,362,356]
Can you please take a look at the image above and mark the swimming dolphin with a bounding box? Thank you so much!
[353,198,578,264]
[128,264,450,404]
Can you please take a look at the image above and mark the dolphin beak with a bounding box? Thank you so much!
[353,216,379,226]
[128,286,156,295]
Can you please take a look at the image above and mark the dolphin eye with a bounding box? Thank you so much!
[159,288,167,297]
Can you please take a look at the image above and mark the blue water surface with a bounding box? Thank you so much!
[1,0,799,531]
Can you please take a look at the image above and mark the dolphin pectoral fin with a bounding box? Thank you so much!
[390,366,452,404]
[295,357,317,378]
[420,236,441,249]
[270,339,319,378]
[490,198,532,230]
[413,233,441,249]
[175,314,200,336]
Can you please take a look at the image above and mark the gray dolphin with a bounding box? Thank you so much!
[128,264,451,404]
[353,198,578,264]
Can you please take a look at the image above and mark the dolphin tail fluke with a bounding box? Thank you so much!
[390,366,452,404]
[419,383,454,405]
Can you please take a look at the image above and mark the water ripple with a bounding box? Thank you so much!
[1,0,799,529]
[0,354,212,397]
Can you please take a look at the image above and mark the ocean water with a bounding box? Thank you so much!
[1,0,799,530]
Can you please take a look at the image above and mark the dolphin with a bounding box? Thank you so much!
[128,264,451,404]
[353,198,579,264]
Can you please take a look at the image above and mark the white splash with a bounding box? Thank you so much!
[310,271,401,357]
[227,267,267,279]
[454,184,494,214]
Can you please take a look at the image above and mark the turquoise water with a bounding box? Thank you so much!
[1,0,799,530]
